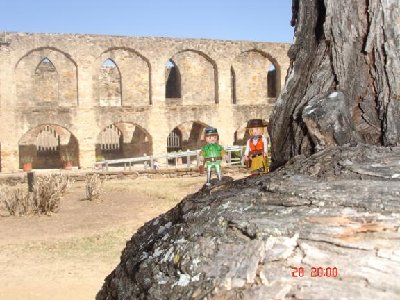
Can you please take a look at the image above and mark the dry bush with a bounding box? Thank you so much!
[33,174,73,214]
[52,174,73,195]
[33,175,62,214]
[0,186,34,216]
[0,174,73,216]
[85,173,103,201]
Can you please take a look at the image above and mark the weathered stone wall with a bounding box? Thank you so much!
[0,32,290,172]
[172,50,216,105]
[94,49,150,107]
[16,48,78,107]
[232,50,280,104]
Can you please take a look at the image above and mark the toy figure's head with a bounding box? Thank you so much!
[246,119,267,136]
[204,127,219,144]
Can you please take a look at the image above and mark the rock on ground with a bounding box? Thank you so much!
[97,145,400,300]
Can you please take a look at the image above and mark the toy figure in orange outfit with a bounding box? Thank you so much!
[243,119,269,175]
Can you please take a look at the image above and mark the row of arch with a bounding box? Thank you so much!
[14,47,281,107]
[16,121,267,169]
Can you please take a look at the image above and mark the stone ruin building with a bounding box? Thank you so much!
[0,32,290,172]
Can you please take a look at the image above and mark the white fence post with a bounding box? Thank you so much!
[186,149,190,167]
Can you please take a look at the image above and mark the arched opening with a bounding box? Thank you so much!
[34,57,59,104]
[233,125,250,146]
[167,121,210,165]
[98,124,123,154]
[99,58,122,106]
[267,64,277,97]
[18,125,79,169]
[165,59,181,99]
[231,67,237,104]
[168,121,210,152]
[167,128,183,152]
[96,123,152,160]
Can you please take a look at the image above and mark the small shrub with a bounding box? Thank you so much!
[50,174,73,195]
[85,174,103,201]
[0,186,34,216]
[33,175,70,214]
[0,174,73,216]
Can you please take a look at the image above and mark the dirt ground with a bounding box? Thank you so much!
[0,175,220,300]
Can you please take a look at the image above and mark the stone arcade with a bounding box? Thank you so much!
[0,32,290,172]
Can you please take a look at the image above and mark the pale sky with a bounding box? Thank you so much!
[0,0,294,42]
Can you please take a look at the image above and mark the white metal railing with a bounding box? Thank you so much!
[96,145,245,171]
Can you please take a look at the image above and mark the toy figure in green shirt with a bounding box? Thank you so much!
[199,127,226,186]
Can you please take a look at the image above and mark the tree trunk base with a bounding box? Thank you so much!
[97,145,400,299]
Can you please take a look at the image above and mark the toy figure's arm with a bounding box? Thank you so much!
[198,149,205,174]
[243,140,250,161]
[241,140,251,166]
[262,135,269,156]
[199,149,204,163]
[221,148,227,162]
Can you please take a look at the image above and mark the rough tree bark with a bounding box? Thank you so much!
[270,0,400,169]
[97,146,400,299]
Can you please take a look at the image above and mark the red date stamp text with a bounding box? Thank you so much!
[291,266,339,278]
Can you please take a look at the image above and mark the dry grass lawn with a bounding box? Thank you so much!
[0,175,212,300]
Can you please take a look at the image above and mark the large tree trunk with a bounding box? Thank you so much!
[270,0,400,169]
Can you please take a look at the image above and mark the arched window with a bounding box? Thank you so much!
[99,58,122,106]
[231,67,237,104]
[34,57,59,103]
[165,59,181,99]
[267,64,277,97]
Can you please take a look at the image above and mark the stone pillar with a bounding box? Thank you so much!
[150,57,167,105]
[0,45,19,172]
[76,129,97,169]
[148,58,169,158]
[148,106,169,155]
[215,61,235,146]
[1,141,19,172]
[74,59,97,169]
